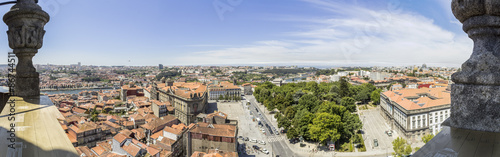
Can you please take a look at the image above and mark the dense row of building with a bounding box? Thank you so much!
[53,77,244,157]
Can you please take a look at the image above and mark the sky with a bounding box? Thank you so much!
[0,0,473,67]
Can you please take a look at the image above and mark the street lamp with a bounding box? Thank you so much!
[3,0,49,97]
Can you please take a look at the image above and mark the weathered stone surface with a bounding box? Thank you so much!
[449,84,500,132]
[3,0,49,97]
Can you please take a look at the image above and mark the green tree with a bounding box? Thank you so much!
[371,89,382,105]
[286,127,299,139]
[339,77,350,98]
[392,137,412,157]
[341,97,356,112]
[218,95,223,100]
[298,94,320,112]
[308,113,342,145]
[284,106,297,120]
[355,88,371,103]
[421,134,434,143]
[342,111,362,139]
[293,109,315,140]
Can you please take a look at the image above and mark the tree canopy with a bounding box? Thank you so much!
[308,112,342,145]
[392,137,413,157]
[253,79,377,146]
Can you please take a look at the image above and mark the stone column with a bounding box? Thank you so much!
[449,0,500,132]
[3,0,50,97]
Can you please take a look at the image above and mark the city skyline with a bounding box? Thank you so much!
[0,0,471,67]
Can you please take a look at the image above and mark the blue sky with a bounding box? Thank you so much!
[0,0,472,67]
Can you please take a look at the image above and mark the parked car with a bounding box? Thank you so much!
[250,139,257,143]
[374,139,379,147]
[252,145,259,150]
[261,148,269,154]
[244,137,249,141]
[281,129,288,134]
[238,136,243,140]
[275,131,279,135]
[258,140,266,145]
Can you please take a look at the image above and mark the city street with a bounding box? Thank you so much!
[360,107,395,154]
[208,95,399,157]
[245,95,297,157]
[208,100,274,157]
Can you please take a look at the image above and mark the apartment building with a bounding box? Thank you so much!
[186,122,237,156]
[380,87,451,142]
[208,81,241,100]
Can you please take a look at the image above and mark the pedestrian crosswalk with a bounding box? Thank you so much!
[266,135,286,142]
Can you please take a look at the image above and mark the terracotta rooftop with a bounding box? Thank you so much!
[147,146,160,156]
[207,111,228,120]
[75,146,95,157]
[382,87,450,111]
[91,145,107,156]
[141,115,178,133]
[161,82,207,99]
[190,122,236,137]
[113,133,129,144]
[163,126,183,136]
[122,142,141,157]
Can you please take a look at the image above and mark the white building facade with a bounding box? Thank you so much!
[380,87,450,142]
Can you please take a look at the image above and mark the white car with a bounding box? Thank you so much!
[261,148,269,154]
[250,139,257,143]
[258,140,266,145]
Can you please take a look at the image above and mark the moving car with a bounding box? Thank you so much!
[374,139,379,147]
[258,140,266,145]
[244,137,249,141]
[261,148,269,154]
[250,139,257,143]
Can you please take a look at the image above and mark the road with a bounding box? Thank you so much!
[361,108,394,154]
[245,95,297,157]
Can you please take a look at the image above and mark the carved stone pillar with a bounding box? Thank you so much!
[3,0,49,97]
[449,0,500,132]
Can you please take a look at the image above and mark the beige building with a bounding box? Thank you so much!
[186,122,237,156]
[208,81,241,100]
[380,87,451,142]
[151,80,208,125]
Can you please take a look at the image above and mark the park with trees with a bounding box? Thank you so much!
[253,77,380,151]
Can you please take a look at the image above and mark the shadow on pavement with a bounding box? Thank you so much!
[0,126,79,157]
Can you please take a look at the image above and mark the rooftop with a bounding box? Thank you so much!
[382,87,450,111]
[190,122,236,137]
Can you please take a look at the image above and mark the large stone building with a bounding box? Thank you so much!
[242,83,253,95]
[186,122,237,156]
[150,80,208,124]
[151,100,169,118]
[208,81,241,100]
[120,82,144,101]
[67,121,110,147]
[380,87,451,142]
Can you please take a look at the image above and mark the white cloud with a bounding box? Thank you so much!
[174,0,472,67]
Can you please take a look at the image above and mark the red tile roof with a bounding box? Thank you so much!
[113,133,129,144]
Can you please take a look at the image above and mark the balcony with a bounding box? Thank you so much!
[0,96,78,157]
